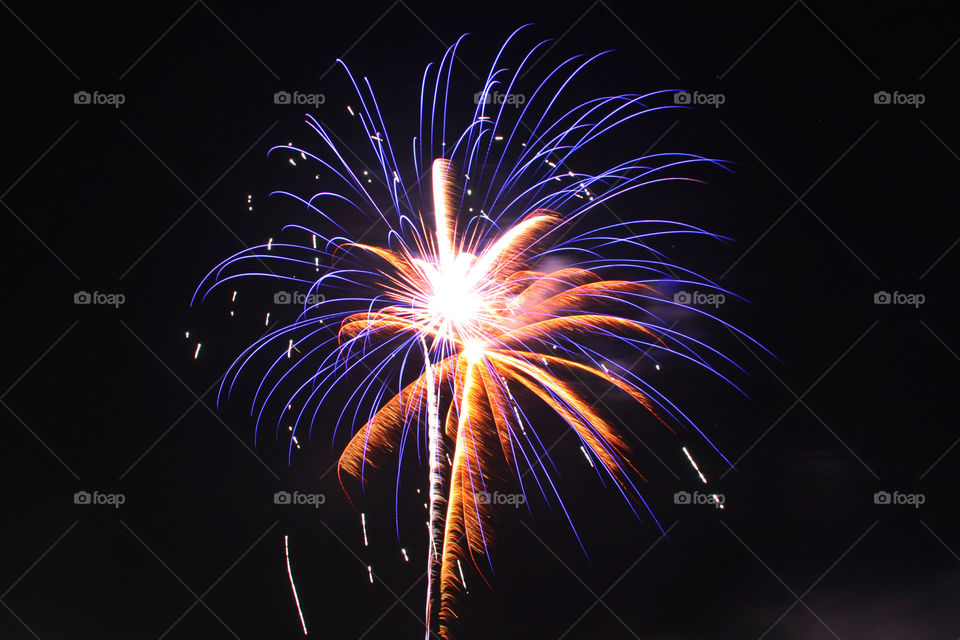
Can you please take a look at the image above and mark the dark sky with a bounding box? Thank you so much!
[2,2,958,639]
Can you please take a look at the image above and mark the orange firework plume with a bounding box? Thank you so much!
[195,28,757,639]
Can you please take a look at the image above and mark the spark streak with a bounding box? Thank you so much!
[284,535,308,635]
[683,446,708,484]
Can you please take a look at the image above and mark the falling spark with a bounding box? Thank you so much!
[193,343,201,359]
[682,446,708,485]
[184,331,190,339]
[580,445,594,468]
[284,535,309,635]
[232,290,238,302]
[265,312,270,326]
[288,339,293,359]
[361,513,369,547]
[457,560,467,593]
[367,566,374,583]
[347,105,355,116]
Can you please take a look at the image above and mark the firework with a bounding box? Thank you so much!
[195,27,755,638]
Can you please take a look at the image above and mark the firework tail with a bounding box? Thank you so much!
[425,158,456,637]
[421,335,444,637]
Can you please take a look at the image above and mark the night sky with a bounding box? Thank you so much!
[2,2,959,638]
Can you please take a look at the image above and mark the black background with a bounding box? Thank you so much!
[2,2,958,638]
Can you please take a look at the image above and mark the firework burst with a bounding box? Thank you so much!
[195,27,756,638]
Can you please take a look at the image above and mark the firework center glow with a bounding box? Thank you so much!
[426,254,483,332]
[462,340,485,362]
